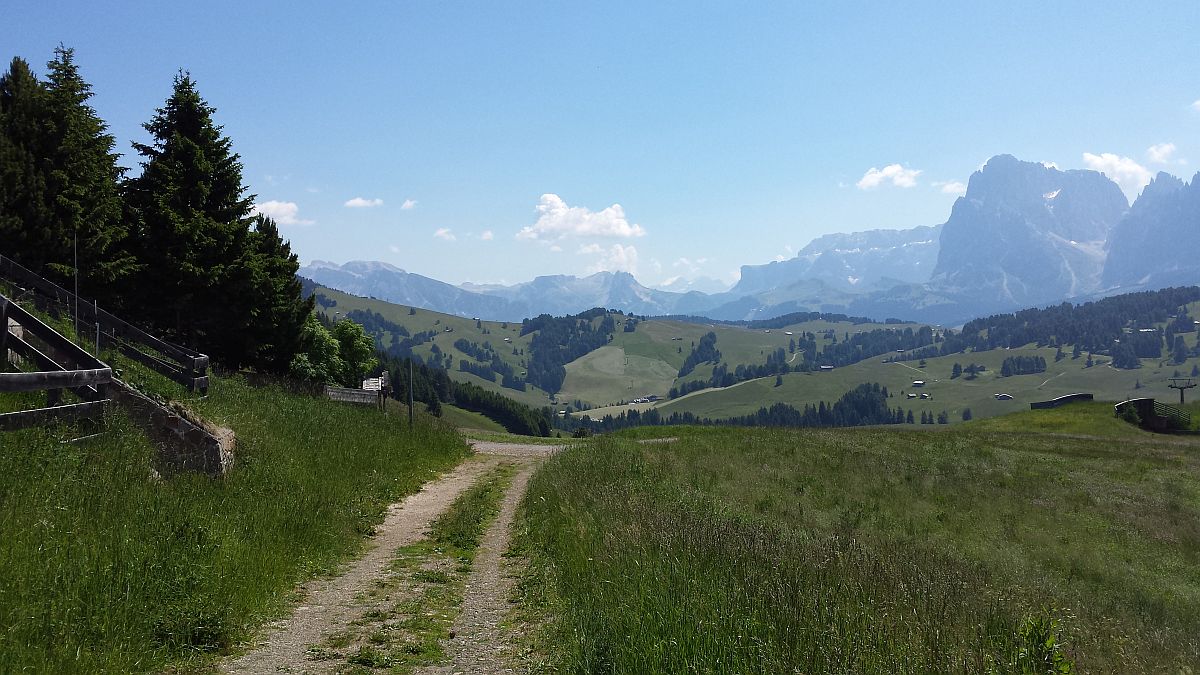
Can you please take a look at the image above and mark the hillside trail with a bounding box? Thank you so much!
[416,440,560,675]
[221,439,559,675]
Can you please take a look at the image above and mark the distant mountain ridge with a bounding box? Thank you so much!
[301,154,1200,326]
[1103,171,1200,289]
[931,154,1127,307]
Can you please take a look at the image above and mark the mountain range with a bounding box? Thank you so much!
[301,155,1200,325]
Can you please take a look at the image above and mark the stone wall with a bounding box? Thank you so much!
[110,379,234,477]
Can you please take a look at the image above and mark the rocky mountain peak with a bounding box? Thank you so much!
[931,155,1128,307]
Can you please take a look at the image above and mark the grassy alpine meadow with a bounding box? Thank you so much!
[0,373,470,673]
[515,405,1200,673]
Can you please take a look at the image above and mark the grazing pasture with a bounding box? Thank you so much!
[516,406,1200,673]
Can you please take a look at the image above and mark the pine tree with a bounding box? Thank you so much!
[124,71,256,359]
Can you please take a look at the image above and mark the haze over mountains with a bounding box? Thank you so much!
[302,155,1200,325]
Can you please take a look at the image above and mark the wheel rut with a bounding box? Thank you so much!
[222,440,561,675]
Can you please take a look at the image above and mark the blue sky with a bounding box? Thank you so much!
[5,2,1199,288]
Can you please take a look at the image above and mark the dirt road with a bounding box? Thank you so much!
[222,440,560,674]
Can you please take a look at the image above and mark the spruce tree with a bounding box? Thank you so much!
[0,48,131,299]
[42,46,132,297]
[0,57,54,270]
[245,214,313,372]
[124,71,256,359]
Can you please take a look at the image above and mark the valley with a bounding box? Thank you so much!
[308,280,1200,432]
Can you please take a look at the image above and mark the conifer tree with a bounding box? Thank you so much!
[41,46,131,295]
[245,214,313,371]
[0,48,130,298]
[124,72,257,360]
[0,57,54,269]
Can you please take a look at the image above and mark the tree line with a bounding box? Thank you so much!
[576,383,910,433]
[1,47,313,375]
[521,308,616,394]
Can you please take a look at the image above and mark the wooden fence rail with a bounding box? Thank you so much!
[1,293,113,431]
[0,254,207,393]
[1114,397,1192,432]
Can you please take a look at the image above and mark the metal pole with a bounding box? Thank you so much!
[408,359,414,428]
[73,230,79,337]
[0,295,8,373]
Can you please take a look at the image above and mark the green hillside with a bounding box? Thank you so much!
[650,344,1195,423]
[309,285,551,408]
[312,283,1200,428]
[565,316,928,407]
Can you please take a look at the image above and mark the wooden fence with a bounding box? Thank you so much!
[325,385,388,410]
[326,373,390,411]
[0,294,112,430]
[0,254,208,393]
[1114,397,1192,432]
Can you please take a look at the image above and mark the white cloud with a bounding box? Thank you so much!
[856,164,922,190]
[516,194,646,240]
[401,199,417,210]
[1082,152,1152,198]
[576,243,602,255]
[1146,142,1180,165]
[433,227,456,241]
[1192,99,1200,112]
[584,244,639,274]
[1041,161,1059,170]
[480,230,494,241]
[251,200,314,226]
[344,197,384,208]
[674,256,709,270]
[933,180,967,196]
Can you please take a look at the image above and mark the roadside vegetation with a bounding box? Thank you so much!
[0,374,468,673]
[515,405,1200,673]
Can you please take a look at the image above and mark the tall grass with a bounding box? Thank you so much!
[0,374,469,673]
[517,417,1200,673]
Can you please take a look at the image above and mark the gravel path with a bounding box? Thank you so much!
[222,457,499,674]
[416,440,561,675]
[222,440,562,675]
